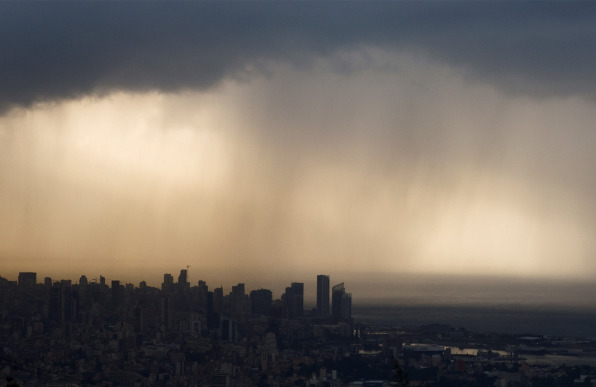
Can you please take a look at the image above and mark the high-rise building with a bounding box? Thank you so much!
[250,289,273,316]
[213,286,224,314]
[79,275,88,286]
[162,273,174,292]
[341,292,352,320]
[18,272,36,287]
[197,280,209,312]
[230,283,250,317]
[317,275,330,317]
[232,283,245,295]
[285,282,304,319]
[160,296,174,330]
[111,280,122,308]
[49,280,74,324]
[178,269,189,289]
[208,289,221,330]
[332,283,344,320]
[332,282,352,321]
[220,318,237,342]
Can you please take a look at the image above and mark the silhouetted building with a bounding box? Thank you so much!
[111,280,122,308]
[79,275,88,286]
[317,275,330,317]
[271,299,284,319]
[61,281,75,323]
[178,269,189,289]
[161,296,174,330]
[250,289,272,316]
[232,283,245,295]
[134,306,144,333]
[220,318,238,342]
[18,272,36,287]
[332,282,352,321]
[342,292,351,320]
[197,280,208,312]
[206,291,214,314]
[230,283,250,317]
[285,282,304,319]
[207,291,220,330]
[44,276,52,287]
[50,280,75,324]
[213,286,224,314]
[162,273,174,292]
[332,282,344,320]
[99,275,106,286]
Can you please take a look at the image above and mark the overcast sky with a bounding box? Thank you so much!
[2,2,596,292]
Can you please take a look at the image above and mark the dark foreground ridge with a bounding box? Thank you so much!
[1,270,596,386]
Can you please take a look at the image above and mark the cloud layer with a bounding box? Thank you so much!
[2,3,596,289]
[2,2,596,112]
[2,58,596,284]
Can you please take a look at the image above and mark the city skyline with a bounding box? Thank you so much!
[4,268,596,310]
[2,3,596,288]
[7,267,595,385]
[4,270,347,308]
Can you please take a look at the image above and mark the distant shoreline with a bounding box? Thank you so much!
[352,303,596,338]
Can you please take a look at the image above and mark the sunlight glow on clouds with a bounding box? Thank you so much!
[1,47,595,284]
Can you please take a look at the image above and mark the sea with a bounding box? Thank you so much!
[344,274,596,338]
[352,303,596,338]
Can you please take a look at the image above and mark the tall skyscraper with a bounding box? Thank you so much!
[332,282,344,320]
[230,283,250,317]
[49,280,74,324]
[162,273,174,292]
[18,272,36,287]
[250,289,273,316]
[213,286,224,313]
[341,292,352,320]
[197,280,209,312]
[111,280,122,308]
[285,282,304,319]
[317,275,330,317]
[178,269,189,289]
[332,282,352,321]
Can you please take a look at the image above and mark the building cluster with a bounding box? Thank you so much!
[0,271,360,386]
[360,324,596,386]
[2,271,596,386]
[315,275,351,322]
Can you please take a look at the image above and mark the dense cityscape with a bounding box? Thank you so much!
[0,270,595,386]
[4,1,596,386]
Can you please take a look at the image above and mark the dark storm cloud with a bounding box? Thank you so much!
[1,2,595,112]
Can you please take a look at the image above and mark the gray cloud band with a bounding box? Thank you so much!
[1,2,595,112]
